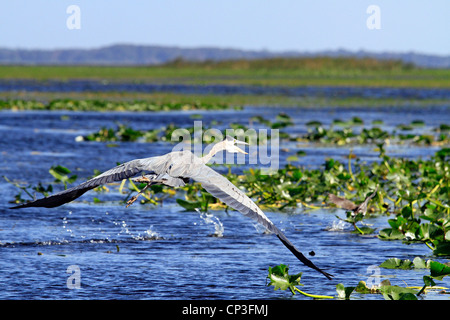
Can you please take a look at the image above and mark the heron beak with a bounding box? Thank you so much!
[235,139,249,145]
[235,146,248,154]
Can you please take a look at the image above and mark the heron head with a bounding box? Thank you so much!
[223,135,248,154]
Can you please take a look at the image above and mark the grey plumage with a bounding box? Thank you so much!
[10,137,332,280]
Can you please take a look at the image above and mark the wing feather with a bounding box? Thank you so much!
[188,165,333,280]
[10,158,150,209]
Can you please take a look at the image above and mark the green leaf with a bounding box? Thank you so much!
[433,242,450,256]
[48,165,77,188]
[429,260,450,280]
[416,223,443,241]
[267,264,302,294]
[291,169,303,180]
[93,197,102,203]
[379,285,418,300]
[412,257,428,269]
[336,283,355,299]
[400,205,413,218]
[50,165,71,176]
[380,258,413,270]
[378,228,405,240]
[354,281,371,294]
[296,150,307,157]
[176,199,201,211]
[422,275,436,287]
[356,226,376,235]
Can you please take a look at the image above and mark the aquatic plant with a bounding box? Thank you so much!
[4,176,53,204]
[0,99,233,112]
[378,257,450,298]
[78,115,449,148]
[335,210,376,235]
[4,165,77,204]
[48,165,77,189]
[268,258,449,300]
[5,165,92,205]
[302,123,448,146]
[338,281,420,300]
[376,148,450,255]
[267,264,333,299]
[82,123,160,142]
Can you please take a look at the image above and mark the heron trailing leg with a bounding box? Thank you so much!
[126,176,153,208]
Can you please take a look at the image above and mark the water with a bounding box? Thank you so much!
[2,79,450,100]
[0,101,449,299]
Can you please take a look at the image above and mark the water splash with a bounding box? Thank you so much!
[133,226,162,241]
[195,208,224,237]
[61,211,76,238]
[325,219,347,232]
[111,219,162,240]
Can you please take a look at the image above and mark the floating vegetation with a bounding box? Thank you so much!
[77,112,294,145]
[80,122,234,144]
[302,123,449,146]
[3,165,78,203]
[267,264,333,299]
[0,99,235,112]
[82,123,161,143]
[78,113,450,147]
[268,258,450,300]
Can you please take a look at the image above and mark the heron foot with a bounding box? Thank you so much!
[126,194,140,208]
[126,179,153,208]
[134,176,151,183]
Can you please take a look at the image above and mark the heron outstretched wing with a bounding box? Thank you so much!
[9,151,333,279]
[188,164,333,280]
[10,158,152,209]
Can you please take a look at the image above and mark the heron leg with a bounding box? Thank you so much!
[126,177,153,208]
[134,176,152,184]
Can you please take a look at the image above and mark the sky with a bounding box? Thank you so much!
[0,0,448,55]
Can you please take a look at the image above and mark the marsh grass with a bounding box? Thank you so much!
[1,57,449,88]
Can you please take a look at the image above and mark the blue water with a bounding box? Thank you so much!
[1,79,450,100]
[0,102,449,300]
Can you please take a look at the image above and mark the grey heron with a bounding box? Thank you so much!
[328,187,378,216]
[10,136,333,280]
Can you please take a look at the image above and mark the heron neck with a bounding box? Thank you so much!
[201,143,225,164]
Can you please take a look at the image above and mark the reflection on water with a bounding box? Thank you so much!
[0,104,449,299]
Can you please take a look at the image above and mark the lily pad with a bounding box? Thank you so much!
[267,264,302,294]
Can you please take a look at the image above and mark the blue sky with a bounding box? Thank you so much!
[0,0,448,55]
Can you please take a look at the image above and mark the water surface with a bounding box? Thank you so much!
[0,104,449,300]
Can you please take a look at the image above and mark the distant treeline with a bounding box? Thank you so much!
[1,44,449,68]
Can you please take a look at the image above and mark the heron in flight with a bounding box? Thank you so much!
[328,187,378,216]
[11,136,332,280]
